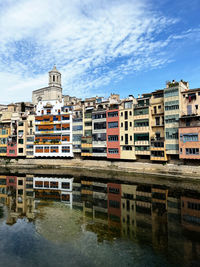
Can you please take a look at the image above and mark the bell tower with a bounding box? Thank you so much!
[48,65,61,87]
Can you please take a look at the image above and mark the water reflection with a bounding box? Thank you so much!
[0,174,200,266]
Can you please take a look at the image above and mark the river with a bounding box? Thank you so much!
[0,171,199,266]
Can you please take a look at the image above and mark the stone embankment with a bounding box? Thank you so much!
[0,157,200,181]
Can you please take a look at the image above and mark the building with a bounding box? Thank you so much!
[134,94,152,159]
[119,97,136,160]
[32,66,62,105]
[150,90,167,161]
[164,80,189,159]
[72,107,83,155]
[34,176,73,204]
[106,104,121,159]
[179,88,200,160]
[34,99,73,157]
[92,106,107,158]
[34,67,73,158]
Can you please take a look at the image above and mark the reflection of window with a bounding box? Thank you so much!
[62,182,70,189]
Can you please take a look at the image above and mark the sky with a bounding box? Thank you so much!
[0,0,200,104]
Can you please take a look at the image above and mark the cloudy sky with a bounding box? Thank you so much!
[0,0,200,104]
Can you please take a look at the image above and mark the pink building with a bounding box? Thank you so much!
[106,105,120,159]
[179,116,200,159]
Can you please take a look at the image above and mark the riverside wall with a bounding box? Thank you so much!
[0,157,200,181]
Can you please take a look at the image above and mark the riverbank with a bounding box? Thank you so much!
[0,157,200,181]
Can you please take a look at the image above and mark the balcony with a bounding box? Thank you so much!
[135,150,150,155]
[133,126,149,132]
[135,140,149,146]
[152,124,164,127]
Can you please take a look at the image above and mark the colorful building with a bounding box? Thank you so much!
[179,88,200,160]
[150,90,168,161]
[134,94,151,159]
[119,97,136,160]
[164,80,189,159]
[106,104,120,159]
[34,99,73,157]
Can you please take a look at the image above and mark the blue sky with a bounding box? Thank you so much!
[0,0,200,104]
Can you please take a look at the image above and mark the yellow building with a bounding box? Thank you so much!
[133,94,152,159]
[119,98,137,160]
[121,184,137,238]
[0,123,10,156]
[81,102,94,157]
[150,90,168,161]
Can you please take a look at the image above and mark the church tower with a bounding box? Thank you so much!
[48,65,61,88]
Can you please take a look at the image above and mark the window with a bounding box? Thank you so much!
[62,146,70,153]
[121,122,123,127]
[108,111,118,117]
[123,146,132,150]
[130,122,132,127]
[125,134,128,144]
[186,148,199,155]
[130,135,132,141]
[134,119,149,127]
[129,111,132,116]
[166,128,178,140]
[108,135,118,141]
[134,108,149,116]
[125,111,128,120]
[183,134,198,142]
[121,112,123,116]
[108,148,119,154]
[125,121,128,131]
[125,102,132,109]
[18,148,23,153]
[180,148,182,153]
[62,182,70,189]
[154,106,157,114]
[155,117,160,126]
[108,122,118,128]
[121,136,123,141]
[94,122,106,130]
[18,180,23,185]
[158,105,161,109]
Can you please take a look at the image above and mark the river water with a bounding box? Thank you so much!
[0,172,199,267]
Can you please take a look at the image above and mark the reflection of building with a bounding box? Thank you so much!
[0,175,7,204]
[121,184,137,238]
[181,196,200,232]
[106,105,120,159]
[5,175,35,224]
[34,177,73,206]
[107,183,121,225]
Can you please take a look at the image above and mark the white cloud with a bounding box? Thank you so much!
[0,0,198,104]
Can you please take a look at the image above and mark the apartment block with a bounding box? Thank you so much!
[106,104,120,159]
[92,108,107,157]
[179,88,200,159]
[164,80,189,159]
[119,97,136,160]
[150,90,167,161]
[134,94,152,159]
[81,105,93,157]
[34,99,73,157]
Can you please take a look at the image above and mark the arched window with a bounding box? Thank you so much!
[53,75,55,82]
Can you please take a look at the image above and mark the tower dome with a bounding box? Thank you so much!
[48,65,61,88]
